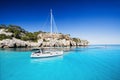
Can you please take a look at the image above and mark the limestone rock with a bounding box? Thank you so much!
[0,29,13,36]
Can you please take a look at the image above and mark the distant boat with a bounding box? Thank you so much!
[31,9,63,58]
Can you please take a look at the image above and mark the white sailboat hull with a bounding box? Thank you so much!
[31,51,63,58]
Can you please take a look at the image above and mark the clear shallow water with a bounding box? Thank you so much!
[0,45,120,80]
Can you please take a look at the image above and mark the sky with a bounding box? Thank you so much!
[0,0,120,44]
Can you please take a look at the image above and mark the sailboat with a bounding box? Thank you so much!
[30,9,63,58]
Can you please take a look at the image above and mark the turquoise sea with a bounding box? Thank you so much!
[0,45,120,80]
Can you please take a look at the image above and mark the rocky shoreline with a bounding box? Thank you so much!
[0,25,89,48]
[0,37,88,48]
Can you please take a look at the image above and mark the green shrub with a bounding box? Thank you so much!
[0,34,12,40]
[21,36,29,41]
[73,38,81,43]
[7,25,23,39]
[21,32,39,42]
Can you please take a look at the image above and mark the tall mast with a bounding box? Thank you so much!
[50,9,52,34]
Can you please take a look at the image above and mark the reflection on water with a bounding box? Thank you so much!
[0,48,31,52]
[0,45,119,53]
[0,45,110,53]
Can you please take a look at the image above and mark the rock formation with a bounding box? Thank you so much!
[0,24,89,48]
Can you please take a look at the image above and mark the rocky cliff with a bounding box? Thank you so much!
[0,24,89,48]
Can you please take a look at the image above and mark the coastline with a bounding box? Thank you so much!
[0,25,89,48]
[0,38,89,48]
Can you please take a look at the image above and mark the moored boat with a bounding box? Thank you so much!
[31,49,63,58]
[30,9,64,58]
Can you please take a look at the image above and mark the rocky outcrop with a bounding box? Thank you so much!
[0,37,89,48]
[0,25,89,48]
[37,33,89,47]
[37,33,71,47]
[0,38,39,48]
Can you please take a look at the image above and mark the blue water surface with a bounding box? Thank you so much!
[0,45,120,80]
